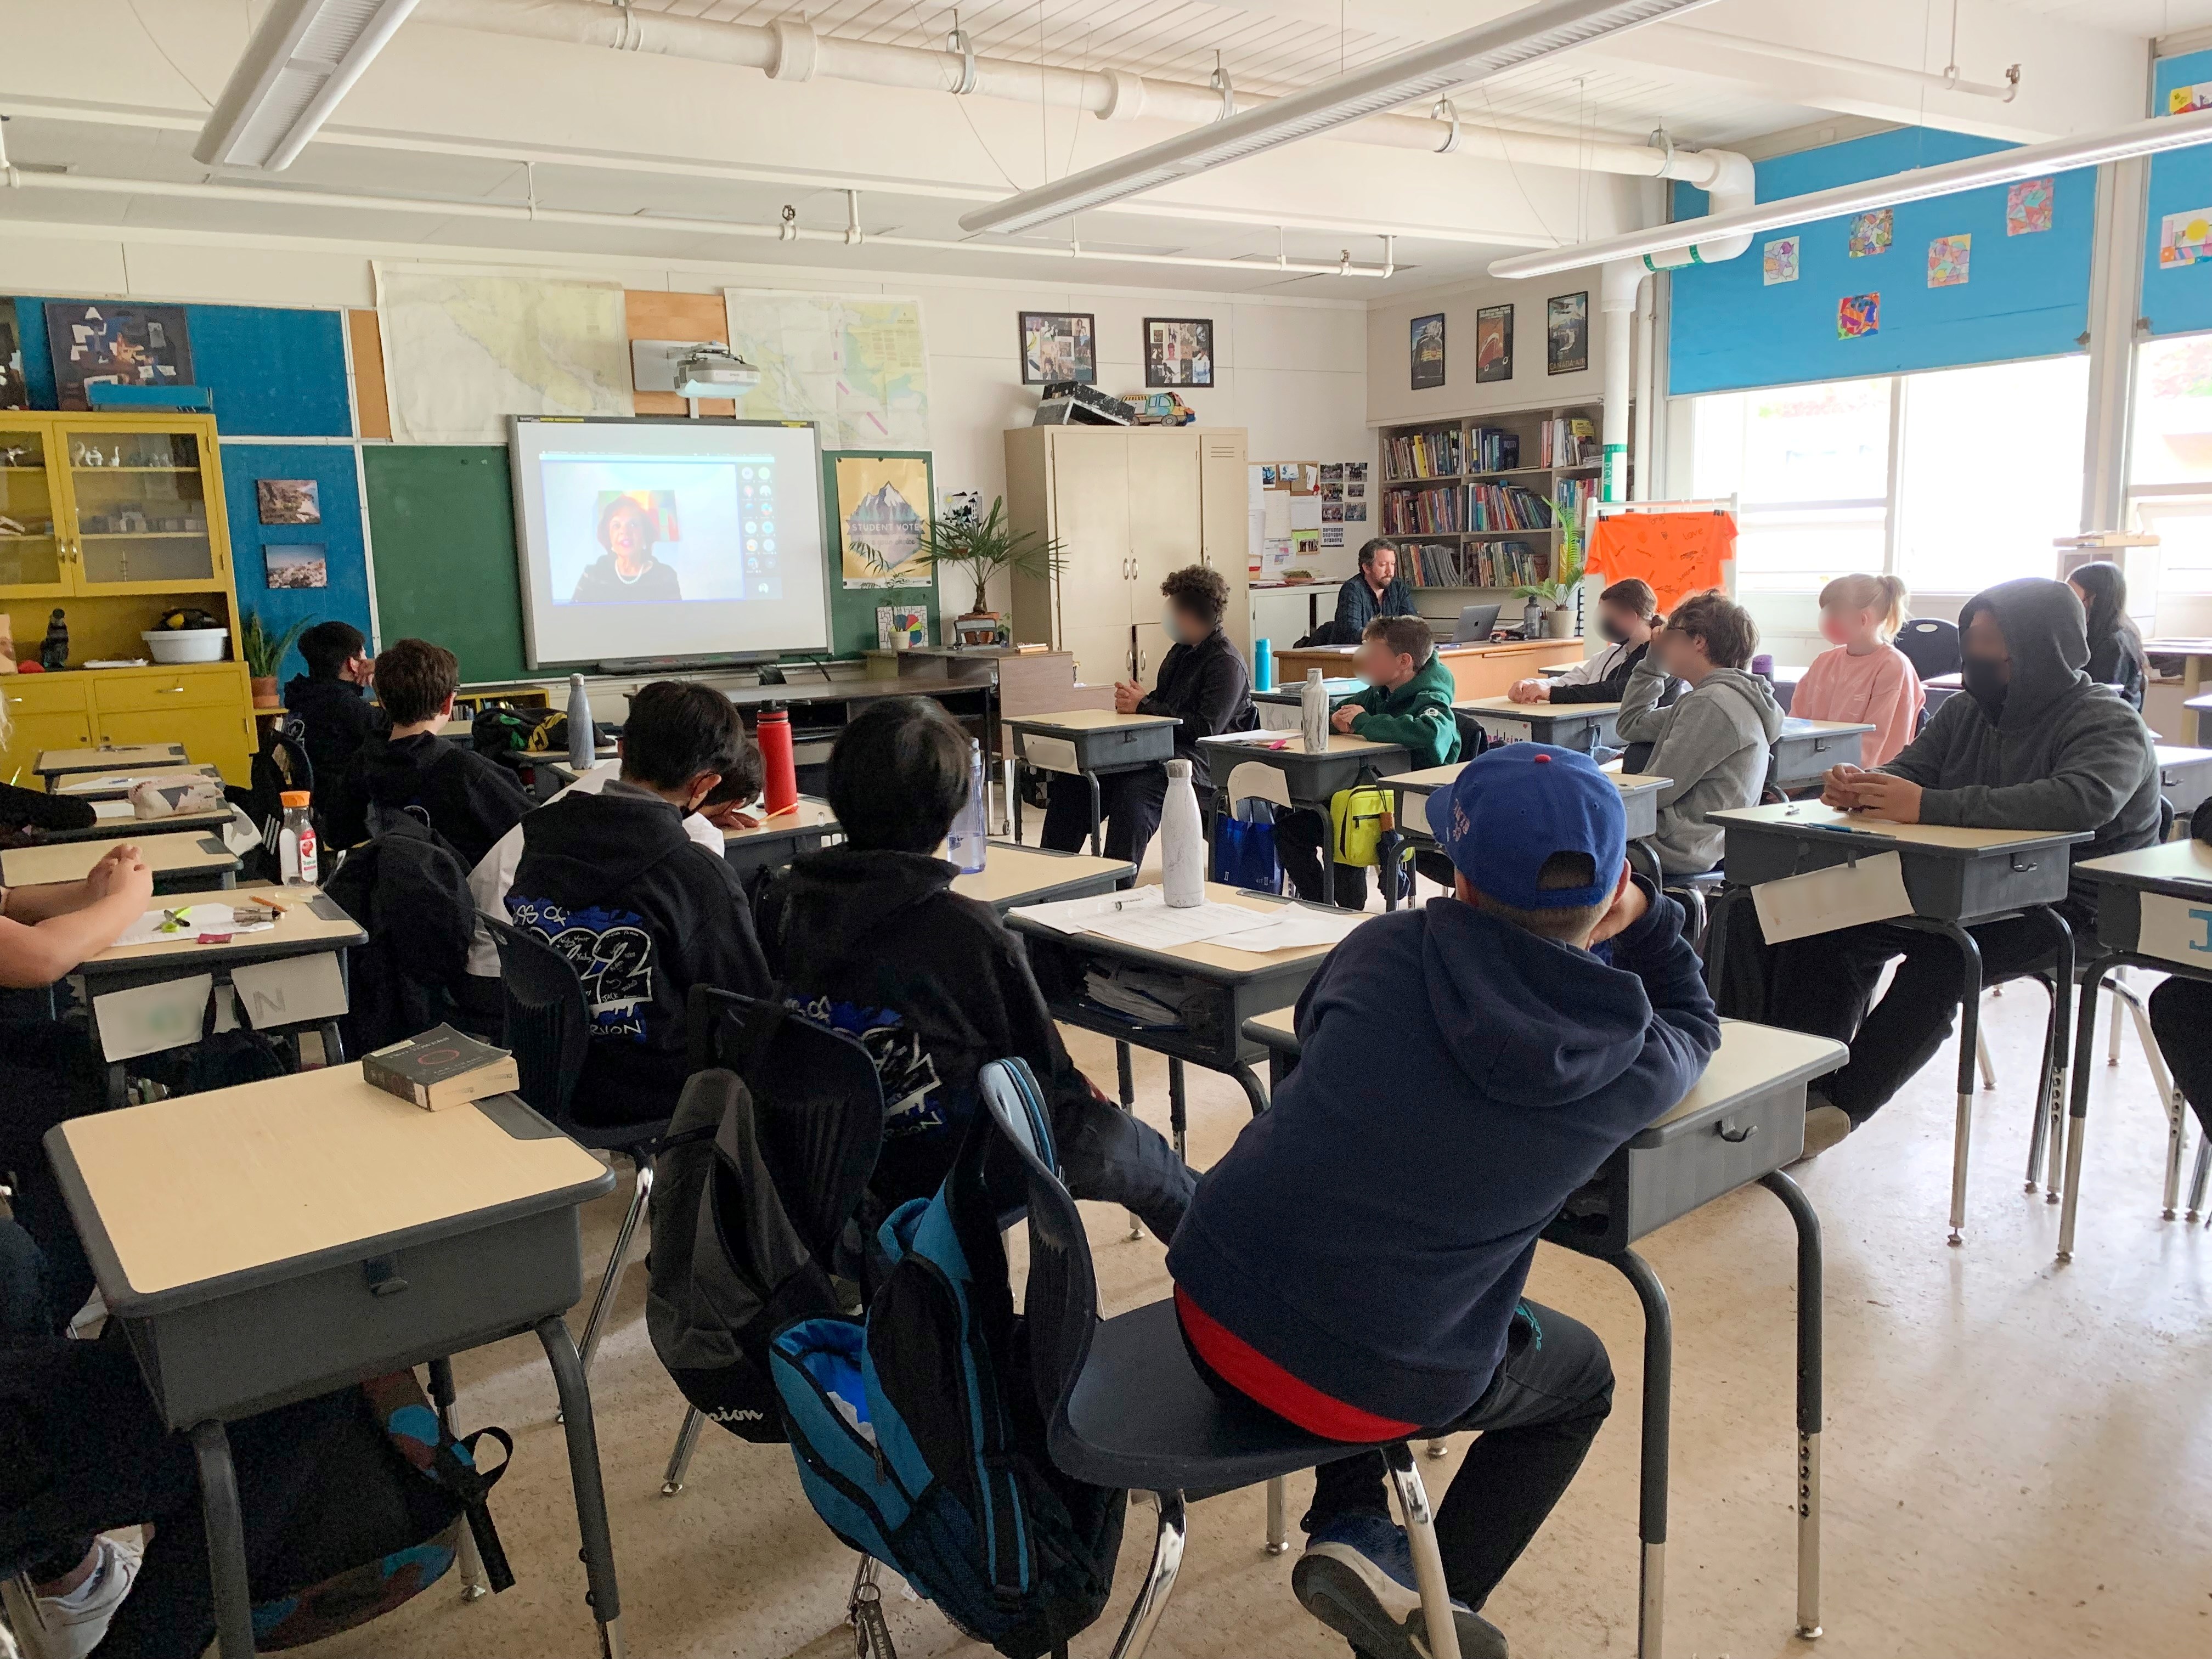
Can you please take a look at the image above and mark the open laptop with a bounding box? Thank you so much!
[1451,602,1502,644]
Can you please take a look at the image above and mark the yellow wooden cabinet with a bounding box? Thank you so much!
[0,411,254,786]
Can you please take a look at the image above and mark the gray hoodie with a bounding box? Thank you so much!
[1617,657,1785,874]
[1882,578,2159,907]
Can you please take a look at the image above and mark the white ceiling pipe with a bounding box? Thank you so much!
[1599,257,1643,503]
[1640,146,1755,270]
[1664,25,2019,101]
[0,163,1395,278]
[1491,102,2212,279]
[416,0,1735,186]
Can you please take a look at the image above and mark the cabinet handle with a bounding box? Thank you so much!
[157,685,186,694]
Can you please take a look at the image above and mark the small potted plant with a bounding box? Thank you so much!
[239,608,310,708]
[1515,537,1587,640]
[859,495,1063,646]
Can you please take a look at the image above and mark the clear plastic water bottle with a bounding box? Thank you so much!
[1160,758,1205,908]
[279,789,318,886]
[947,738,988,873]
[567,673,595,769]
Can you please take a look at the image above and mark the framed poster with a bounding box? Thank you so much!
[1409,312,1446,390]
[0,302,26,410]
[1144,317,1214,387]
[1019,311,1097,385]
[45,302,194,411]
[1475,303,1514,385]
[1547,291,1589,376]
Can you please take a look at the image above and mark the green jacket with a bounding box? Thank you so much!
[1347,651,1462,768]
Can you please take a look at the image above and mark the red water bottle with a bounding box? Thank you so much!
[756,706,799,815]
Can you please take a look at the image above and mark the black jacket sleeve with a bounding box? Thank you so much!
[2087,633,2147,710]
[1139,641,1251,743]
[1548,642,1650,705]
[321,754,371,852]
[456,751,536,860]
[680,851,772,1001]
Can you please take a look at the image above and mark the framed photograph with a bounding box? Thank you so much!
[1410,313,1446,390]
[0,302,26,410]
[44,301,194,412]
[1144,318,1214,388]
[1475,304,1514,385]
[257,478,321,525]
[1019,311,1097,385]
[1547,292,1589,376]
[263,543,328,590]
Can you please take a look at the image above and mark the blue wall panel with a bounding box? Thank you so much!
[221,444,373,683]
[1669,128,2096,396]
[2143,51,2212,339]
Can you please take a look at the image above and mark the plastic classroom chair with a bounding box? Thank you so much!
[976,1059,1472,1659]
[1893,618,1962,682]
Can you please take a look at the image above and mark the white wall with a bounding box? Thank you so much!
[1365,261,1623,428]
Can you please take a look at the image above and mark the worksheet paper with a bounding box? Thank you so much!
[113,904,277,949]
[1212,907,1369,954]
[1084,902,1281,951]
[1011,888,1169,935]
[1751,851,1912,944]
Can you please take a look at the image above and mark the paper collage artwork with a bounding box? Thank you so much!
[2161,209,2212,269]
[2006,178,2053,237]
[1848,209,1893,257]
[1927,235,1971,288]
[1837,294,1881,340]
[1763,237,1799,285]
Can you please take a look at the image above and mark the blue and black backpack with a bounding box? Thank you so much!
[770,1059,1124,1659]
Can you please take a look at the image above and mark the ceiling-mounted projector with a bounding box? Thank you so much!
[630,339,762,399]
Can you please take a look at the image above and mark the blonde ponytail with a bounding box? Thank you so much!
[1819,572,1909,641]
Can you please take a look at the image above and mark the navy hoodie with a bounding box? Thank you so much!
[1167,882,1718,1427]
[322,731,535,868]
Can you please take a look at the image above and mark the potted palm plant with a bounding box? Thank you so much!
[859,496,1063,646]
[1515,537,1587,640]
[239,608,311,708]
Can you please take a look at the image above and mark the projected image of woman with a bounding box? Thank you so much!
[571,494,682,604]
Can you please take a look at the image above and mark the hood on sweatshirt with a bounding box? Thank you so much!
[1693,666,1786,744]
[771,845,955,944]
[1959,577,2092,734]
[349,732,452,806]
[521,781,696,893]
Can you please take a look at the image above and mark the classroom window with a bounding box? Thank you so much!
[2126,332,2212,597]
[1689,378,1890,594]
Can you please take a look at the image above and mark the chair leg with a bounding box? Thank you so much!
[1385,1443,1463,1659]
[427,1357,490,1602]
[1976,1025,1996,1093]
[1105,1492,1187,1659]
[662,1407,704,1496]
[2108,968,2126,1065]
[573,1156,656,1390]
[2189,1127,2212,1223]
[1265,1475,1291,1555]
[1425,1437,1449,1460]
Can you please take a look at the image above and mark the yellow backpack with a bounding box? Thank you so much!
[1328,770,1395,868]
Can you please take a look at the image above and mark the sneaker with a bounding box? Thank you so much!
[1292,1513,1507,1659]
[1,1534,144,1659]
[1795,1095,1853,1163]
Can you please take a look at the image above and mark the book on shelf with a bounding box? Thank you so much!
[1469,427,1521,473]
[1538,417,1599,469]
[1384,427,1463,481]
[363,1023,521,1111]
[1469,541,1547,590]
[1403,541,1471,587]
[1383,482,1464,535]
[1467,483,1554,533]
[1553,476,1595,565]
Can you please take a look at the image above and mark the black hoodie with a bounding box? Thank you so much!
[323,731,535,868]
[506,781,770,1124]
[761,847,1194,1235]
[1136,626,1256,792]
[283,673,386,786]
[1881,578,2159,906]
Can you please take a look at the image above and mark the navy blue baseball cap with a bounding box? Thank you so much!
[1425,743,1626,909]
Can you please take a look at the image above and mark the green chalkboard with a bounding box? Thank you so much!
[363,445,529,684]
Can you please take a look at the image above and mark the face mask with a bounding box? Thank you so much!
[1599,617,1632,645]
[1961,653,2009,720]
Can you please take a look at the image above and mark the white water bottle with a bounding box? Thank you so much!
[1161,758,1205,908]
[1300,667,1330,752]
[947,738,988,873]
[567,674,594,769]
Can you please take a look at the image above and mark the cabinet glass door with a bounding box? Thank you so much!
[0,427,69,593]
[62,425,219,589]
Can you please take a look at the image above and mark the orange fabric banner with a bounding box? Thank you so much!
[1589,511,1737,613]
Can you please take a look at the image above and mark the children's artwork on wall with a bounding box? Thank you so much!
[835,454,931,588]
[1847,209,1893,257]
[1019,312,1096,385]
[2172,82,2212,115]
[264,544,328,589]
[1927,235,1972,288]
[257,478,321,524]
[1837,293,1881,340]
[2007,177,2055,236]
[2160,208,2212,269]
[1546,292,1588,375]
[1762,237,1800,285]
[44,302,194,411]
[1143,318,1214,388]
[1409,313,1446,389]
[0,303,25,410]
[1475,304,1513,383]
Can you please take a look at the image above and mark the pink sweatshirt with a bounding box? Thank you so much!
[1793,642,1925,767]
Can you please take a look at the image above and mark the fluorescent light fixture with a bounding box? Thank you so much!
[195,0,424,171]
[958,0,1723,236]
[1489,103,2212,279]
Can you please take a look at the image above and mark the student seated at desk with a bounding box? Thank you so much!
[1505,578,1660,704]
[2069,559,2147,710]
[321,639,535,868]
[1167,747,1719,1659]
[2148,810,2212,1149]
[764,697,1192,1234]
[499,680,769,1125]
[1774,577,2160,1155]
[1279,613,1462,911]
[1791,573,1923,768]
[283,620,383,785]
[1615,588,1782,876]
[1040,565,1255,870]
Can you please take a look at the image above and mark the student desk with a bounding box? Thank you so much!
[34,742,190,782]
[1377,763,1671,909]
[78,882,367,1109]
[1454,695,1622,754]
[2063,840,2212,1257]
[50,763,223,803]
[43,1067,624,1659]
[38,804,233,843]
[2156,743,2212,828]
[1251,680,1364,731]
[1009,882,1348,1156]
[1705,802,2092,1243]
[1243,1008,1843,1659]
[1273,639,1581,702]
[1001,709,1180,853]
[2145,637,2212,742]
[721,797,840,880]
[1768,718,1875,790]
[517,745,619,800]
[1195,731,1413,907]
[3,830,239,894]
[954,843,1132,912]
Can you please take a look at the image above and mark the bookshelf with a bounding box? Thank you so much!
[1376,400,1606,601]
